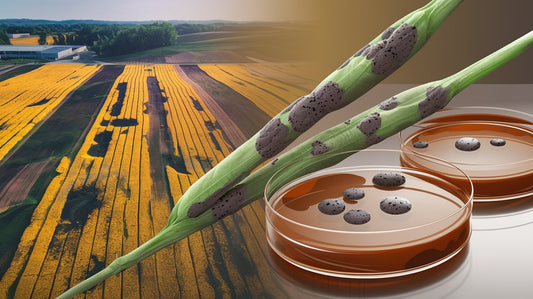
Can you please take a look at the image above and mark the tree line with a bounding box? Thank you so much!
[0,22,221,56]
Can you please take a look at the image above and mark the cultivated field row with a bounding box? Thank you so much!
[0,64,101,161]
[0,63,312,298]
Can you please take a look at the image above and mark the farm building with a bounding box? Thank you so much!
[0,45,87,60]
[7,33,31,38]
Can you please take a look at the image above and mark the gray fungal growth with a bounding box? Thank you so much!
[281,96,302,114]
[318,198,346,215]
[490,138,506,146]
[188,176,243,217]
[455,137,480,151]
[343,188,365,201]
[338,44,373,70]
[357,112,382,135]
[365,23,418,76]
[373,172,406,187]
[353,44,371,58]
[211,185,247,220]
[381,27,396,40]
[366,134,384,146]
[288,81,345,132]
[413,141,429,148]
[255,118,290,158]
[380,196,412,215]
[378,97,398,111]
[310,140,330,155]
[418,86,449,119]
[343,209,371,225]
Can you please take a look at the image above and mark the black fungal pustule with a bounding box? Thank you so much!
[380,196,412,215]
[271,158,279,165]
[490,138,506,146]
[288,81,345,132]
[343,188,365,201]
[310,140,330,155]
[413,141,429,148]
[211,185,247,220]
[357,112,382,136]
[455,137,481,151]
[418,86,449,119]
[365,23,418,76]
[255,118,290,158]
[372,172,406,187]
[344,209,371,225]
[188,176,242,217]
[344,119,351,125]
[318,198,346,215]
[378,97,398,111]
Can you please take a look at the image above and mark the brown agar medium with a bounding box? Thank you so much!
[400,107,533,202]
[264,150,473,278]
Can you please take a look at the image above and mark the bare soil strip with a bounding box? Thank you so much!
[0,160,50,211]
[174,65,247,146]
[146,76,173,204]
[180,65,270,141]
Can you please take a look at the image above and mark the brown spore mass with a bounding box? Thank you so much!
[255,118,290,158]
[211,184,247,220]
[365,23,418,76]
[418,86,449,119]
[289,81,345,132]
[310,140,330,155]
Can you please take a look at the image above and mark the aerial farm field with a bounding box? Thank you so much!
[0,34,314,297]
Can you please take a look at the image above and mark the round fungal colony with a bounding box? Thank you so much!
[317,172,411,225]
[412,137,508,151]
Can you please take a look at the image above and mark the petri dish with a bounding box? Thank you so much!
[264,149,473,278]
[399,106,533,202]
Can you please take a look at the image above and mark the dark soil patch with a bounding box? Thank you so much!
[110,82,127,116]
[146,76,177,205]
[61,185,101,228]
[87,130,113,157]
[181,65,270,139]
[27,98,50,107]
[0,65,124,276]
[110,118,138,127]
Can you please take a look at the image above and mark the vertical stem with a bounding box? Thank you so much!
[444,30,533,95]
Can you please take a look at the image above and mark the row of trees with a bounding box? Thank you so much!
[0,22,221,56]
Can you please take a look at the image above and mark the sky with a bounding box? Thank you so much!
[0,0,309,22]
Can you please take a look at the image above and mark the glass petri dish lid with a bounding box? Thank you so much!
[264,149,473,278]
[399,106,533,202]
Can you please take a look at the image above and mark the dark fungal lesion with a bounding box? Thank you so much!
[310,140,330,156]
[288,81,345,132]
[364,23,418,76]
[356,112,383,146]
[188,176,244,217]
[211,184,247,220]
[378,97,398,111]
[337,44,372,70]
[255,118,290,158]
[418,86,449,119]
